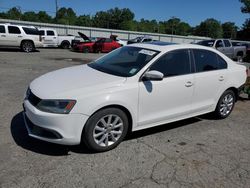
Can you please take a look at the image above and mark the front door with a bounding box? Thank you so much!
[138,49,194,127]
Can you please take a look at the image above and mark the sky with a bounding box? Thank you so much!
[0,0,249,27]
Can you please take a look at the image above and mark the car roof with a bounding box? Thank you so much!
[128,42,227,54]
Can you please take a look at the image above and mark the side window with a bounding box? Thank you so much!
[105,38,112,43]
[39,30,45,36]
[149,49,191,77]
[223,40,231,47]
[47,30,55,36]
[8,26,21,34]
[142,38,152,43]
[215,40,223,48]
[217,55,228,69]
[0,25,5,33]
[193,49,218,72]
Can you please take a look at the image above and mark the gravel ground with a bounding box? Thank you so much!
[0,48,250,188]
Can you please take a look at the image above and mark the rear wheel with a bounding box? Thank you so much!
[61,41,70,49]
[21,41,34,52]
[214,90,235,119]
[82,108,128,152]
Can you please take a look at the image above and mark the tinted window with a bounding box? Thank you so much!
[47,30,55,36]
[0,25,5,33]
[149,49,191,77]
[223,40,231,47]
[217,55,227,69]
[39,30,45,35]
[88,46,159,77]
[142,38,152,43]
[8,26,21,34]
[215,40,223,48]
[193,49,219,72]
[105,38,112,43]
[22,27,39,35]
[197,40,215,47]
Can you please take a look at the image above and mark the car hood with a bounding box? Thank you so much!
[30,65,126,99]
[78,32,91,41]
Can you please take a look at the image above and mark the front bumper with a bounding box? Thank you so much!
[23,100,89,145]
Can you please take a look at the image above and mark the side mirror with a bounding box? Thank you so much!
[142,70,164,81]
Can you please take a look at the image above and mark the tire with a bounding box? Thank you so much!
[82,47,89,53]
[21,41,34,52]
[82,108,129,152]
[214,90,236,119]
[61,41,70,49]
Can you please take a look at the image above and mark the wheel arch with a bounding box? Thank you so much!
[20,39,34,47]
[226,87,239,101]
[81,104,133,142]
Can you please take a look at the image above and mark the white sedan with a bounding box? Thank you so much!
[23,42,247,152]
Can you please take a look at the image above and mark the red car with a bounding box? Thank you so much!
[72,33,121,53]
[93,38,121,53]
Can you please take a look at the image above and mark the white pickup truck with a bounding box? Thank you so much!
[38,28,75,49]
[197,39,247,61]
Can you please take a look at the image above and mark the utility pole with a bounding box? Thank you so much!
[55,0,59,22]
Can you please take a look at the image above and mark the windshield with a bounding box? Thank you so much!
[88,46,160,77]
[197,40,215,47]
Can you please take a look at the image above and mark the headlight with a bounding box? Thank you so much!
[36,100,76,114]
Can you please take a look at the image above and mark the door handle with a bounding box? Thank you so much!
[1,35,6,37]
[18,36,23,38]
[219,76,224,81]
[185,81,193,87]
[53,37,57,39]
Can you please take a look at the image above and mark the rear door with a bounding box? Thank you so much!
[6,26,22,46]
[191,49,228,113]
[0,25,8,46]
[103,38,113,52]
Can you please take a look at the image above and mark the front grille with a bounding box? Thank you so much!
[25,114,62,139]
[28,91,41,107]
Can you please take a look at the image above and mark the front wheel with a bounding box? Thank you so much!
[214,90,236,119]
[82,108,128,152]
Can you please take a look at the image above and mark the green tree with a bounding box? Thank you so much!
[222,22,238,39]
[37,11,52,23]
[93,11,110,28]
[22,11,39,22]
[159,17,191,35]
[56,7,77,25]
[194,18,223,38]
[6,7,22,20]
[0,12,7,19]
[75,15,92,27]
[240,0,250,13]
[93,7,134,30]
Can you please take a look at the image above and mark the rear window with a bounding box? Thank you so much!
[22,27,40,35]
[0,25,5,33]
